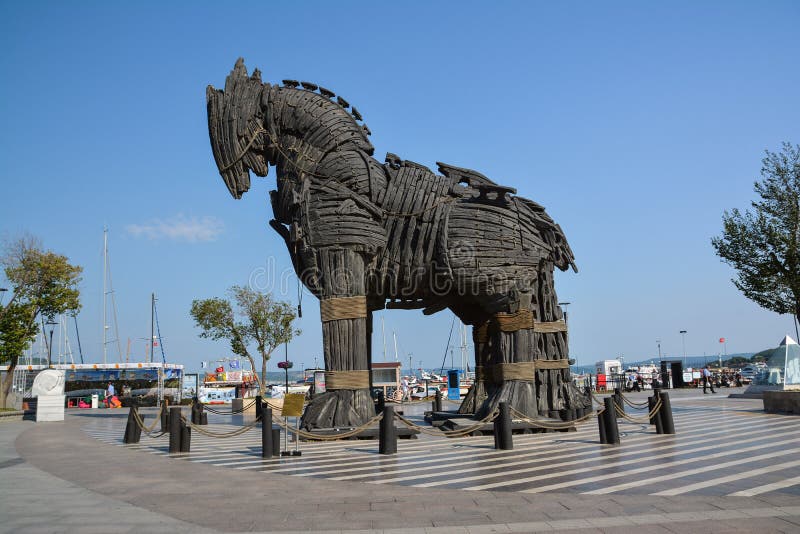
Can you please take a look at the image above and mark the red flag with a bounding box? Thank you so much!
[719,337,725,343]
[215,366,224,373]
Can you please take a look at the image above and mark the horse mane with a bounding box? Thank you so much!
[280,78,371,137]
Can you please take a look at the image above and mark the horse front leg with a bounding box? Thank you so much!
[300,248,374,430]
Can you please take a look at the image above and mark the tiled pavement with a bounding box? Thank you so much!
[4,388,800,532]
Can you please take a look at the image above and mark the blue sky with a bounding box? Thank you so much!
[1,1,798,371]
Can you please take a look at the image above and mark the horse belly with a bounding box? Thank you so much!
[445,200,546,290]
[375,165,452,300]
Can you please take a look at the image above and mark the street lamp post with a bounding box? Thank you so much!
[680,330,687,368]
[558,301,572,371]
[46,320,58,368]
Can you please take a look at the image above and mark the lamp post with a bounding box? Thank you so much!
[45,320,58,368]
[656,339,662,363]
[0,288,8,319]
[679,330,687,368]
[558,302,572,371]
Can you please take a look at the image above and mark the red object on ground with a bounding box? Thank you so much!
[597,373,607,391]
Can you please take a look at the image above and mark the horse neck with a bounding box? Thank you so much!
[264,85,373,176]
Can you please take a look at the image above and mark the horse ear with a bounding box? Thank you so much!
[233,57,248,76]
[225,58,249,92]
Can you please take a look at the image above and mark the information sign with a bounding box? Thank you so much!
[282,393,305,416]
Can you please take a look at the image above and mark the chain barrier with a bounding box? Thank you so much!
[393,410,499,437]
[613,398,662,424]
[507,406,598,429]
[270,412,384,441]
[131,405,168,438]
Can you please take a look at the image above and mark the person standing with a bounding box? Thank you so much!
[400,377,410,403]
[702,366,716,394]
[106,381,115,406]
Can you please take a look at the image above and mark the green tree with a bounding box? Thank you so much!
[190,286,299,395]
[712,143,800,334]
[0,236,82,408]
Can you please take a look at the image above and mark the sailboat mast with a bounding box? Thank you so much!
[381,315,387,362]
[102,228,108,364]
[393,330,398,362]
[150,293,155,363]
[73,315,84,364]
[460,323,467,373]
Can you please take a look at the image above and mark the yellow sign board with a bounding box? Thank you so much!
[282,393,305,417]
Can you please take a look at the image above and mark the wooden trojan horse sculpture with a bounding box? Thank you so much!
[207,59,586,430]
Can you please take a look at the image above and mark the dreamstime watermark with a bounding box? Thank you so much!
[245,243,540,302]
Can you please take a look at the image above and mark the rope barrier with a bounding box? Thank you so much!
[617,392,651,408]
[393,410,499,437]
[200,399,258,415]
[590,392,608,407]
[131,405,168,438]
[613,399,662,424]
[181,414,263,438]
[270,412,384,441]
[508,406,597,429]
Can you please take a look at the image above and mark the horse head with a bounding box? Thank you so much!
[207,58,271,199]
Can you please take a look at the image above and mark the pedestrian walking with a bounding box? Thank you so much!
[702,366,716,394]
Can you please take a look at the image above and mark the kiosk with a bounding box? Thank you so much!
[447,369,460,401]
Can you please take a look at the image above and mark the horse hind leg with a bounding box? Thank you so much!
[457,318,491,415]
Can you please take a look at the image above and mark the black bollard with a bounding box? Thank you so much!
[434,390,442,412]
[614,388,625,416]
[648,395,656,426]
[598,408,608,444]
[123,404,140,444]
[379,406,397,455]
[658,391,675,435]
[197,402,206,425]
[191,398,199,424]
[376,390,385,415]
[494,402,513,450]
[180,419,191,452]
[255,395,263,420]
[603,397,620,445]
[160,404,169,433]
[169,407,182,453]
[272,427,281,456]
[262,405,274,459]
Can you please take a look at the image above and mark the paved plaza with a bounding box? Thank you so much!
[2,388,800,533]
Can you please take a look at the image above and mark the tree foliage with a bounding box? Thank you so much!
[0,235,82,407]
[190,285,299,394]
[712,143,800,325]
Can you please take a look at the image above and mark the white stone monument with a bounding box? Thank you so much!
[32,369,66,422]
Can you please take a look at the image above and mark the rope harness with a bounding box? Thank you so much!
[324,370,371,390]
[319,296,367,322]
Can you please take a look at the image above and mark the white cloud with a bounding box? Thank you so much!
[126,214,224,243]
